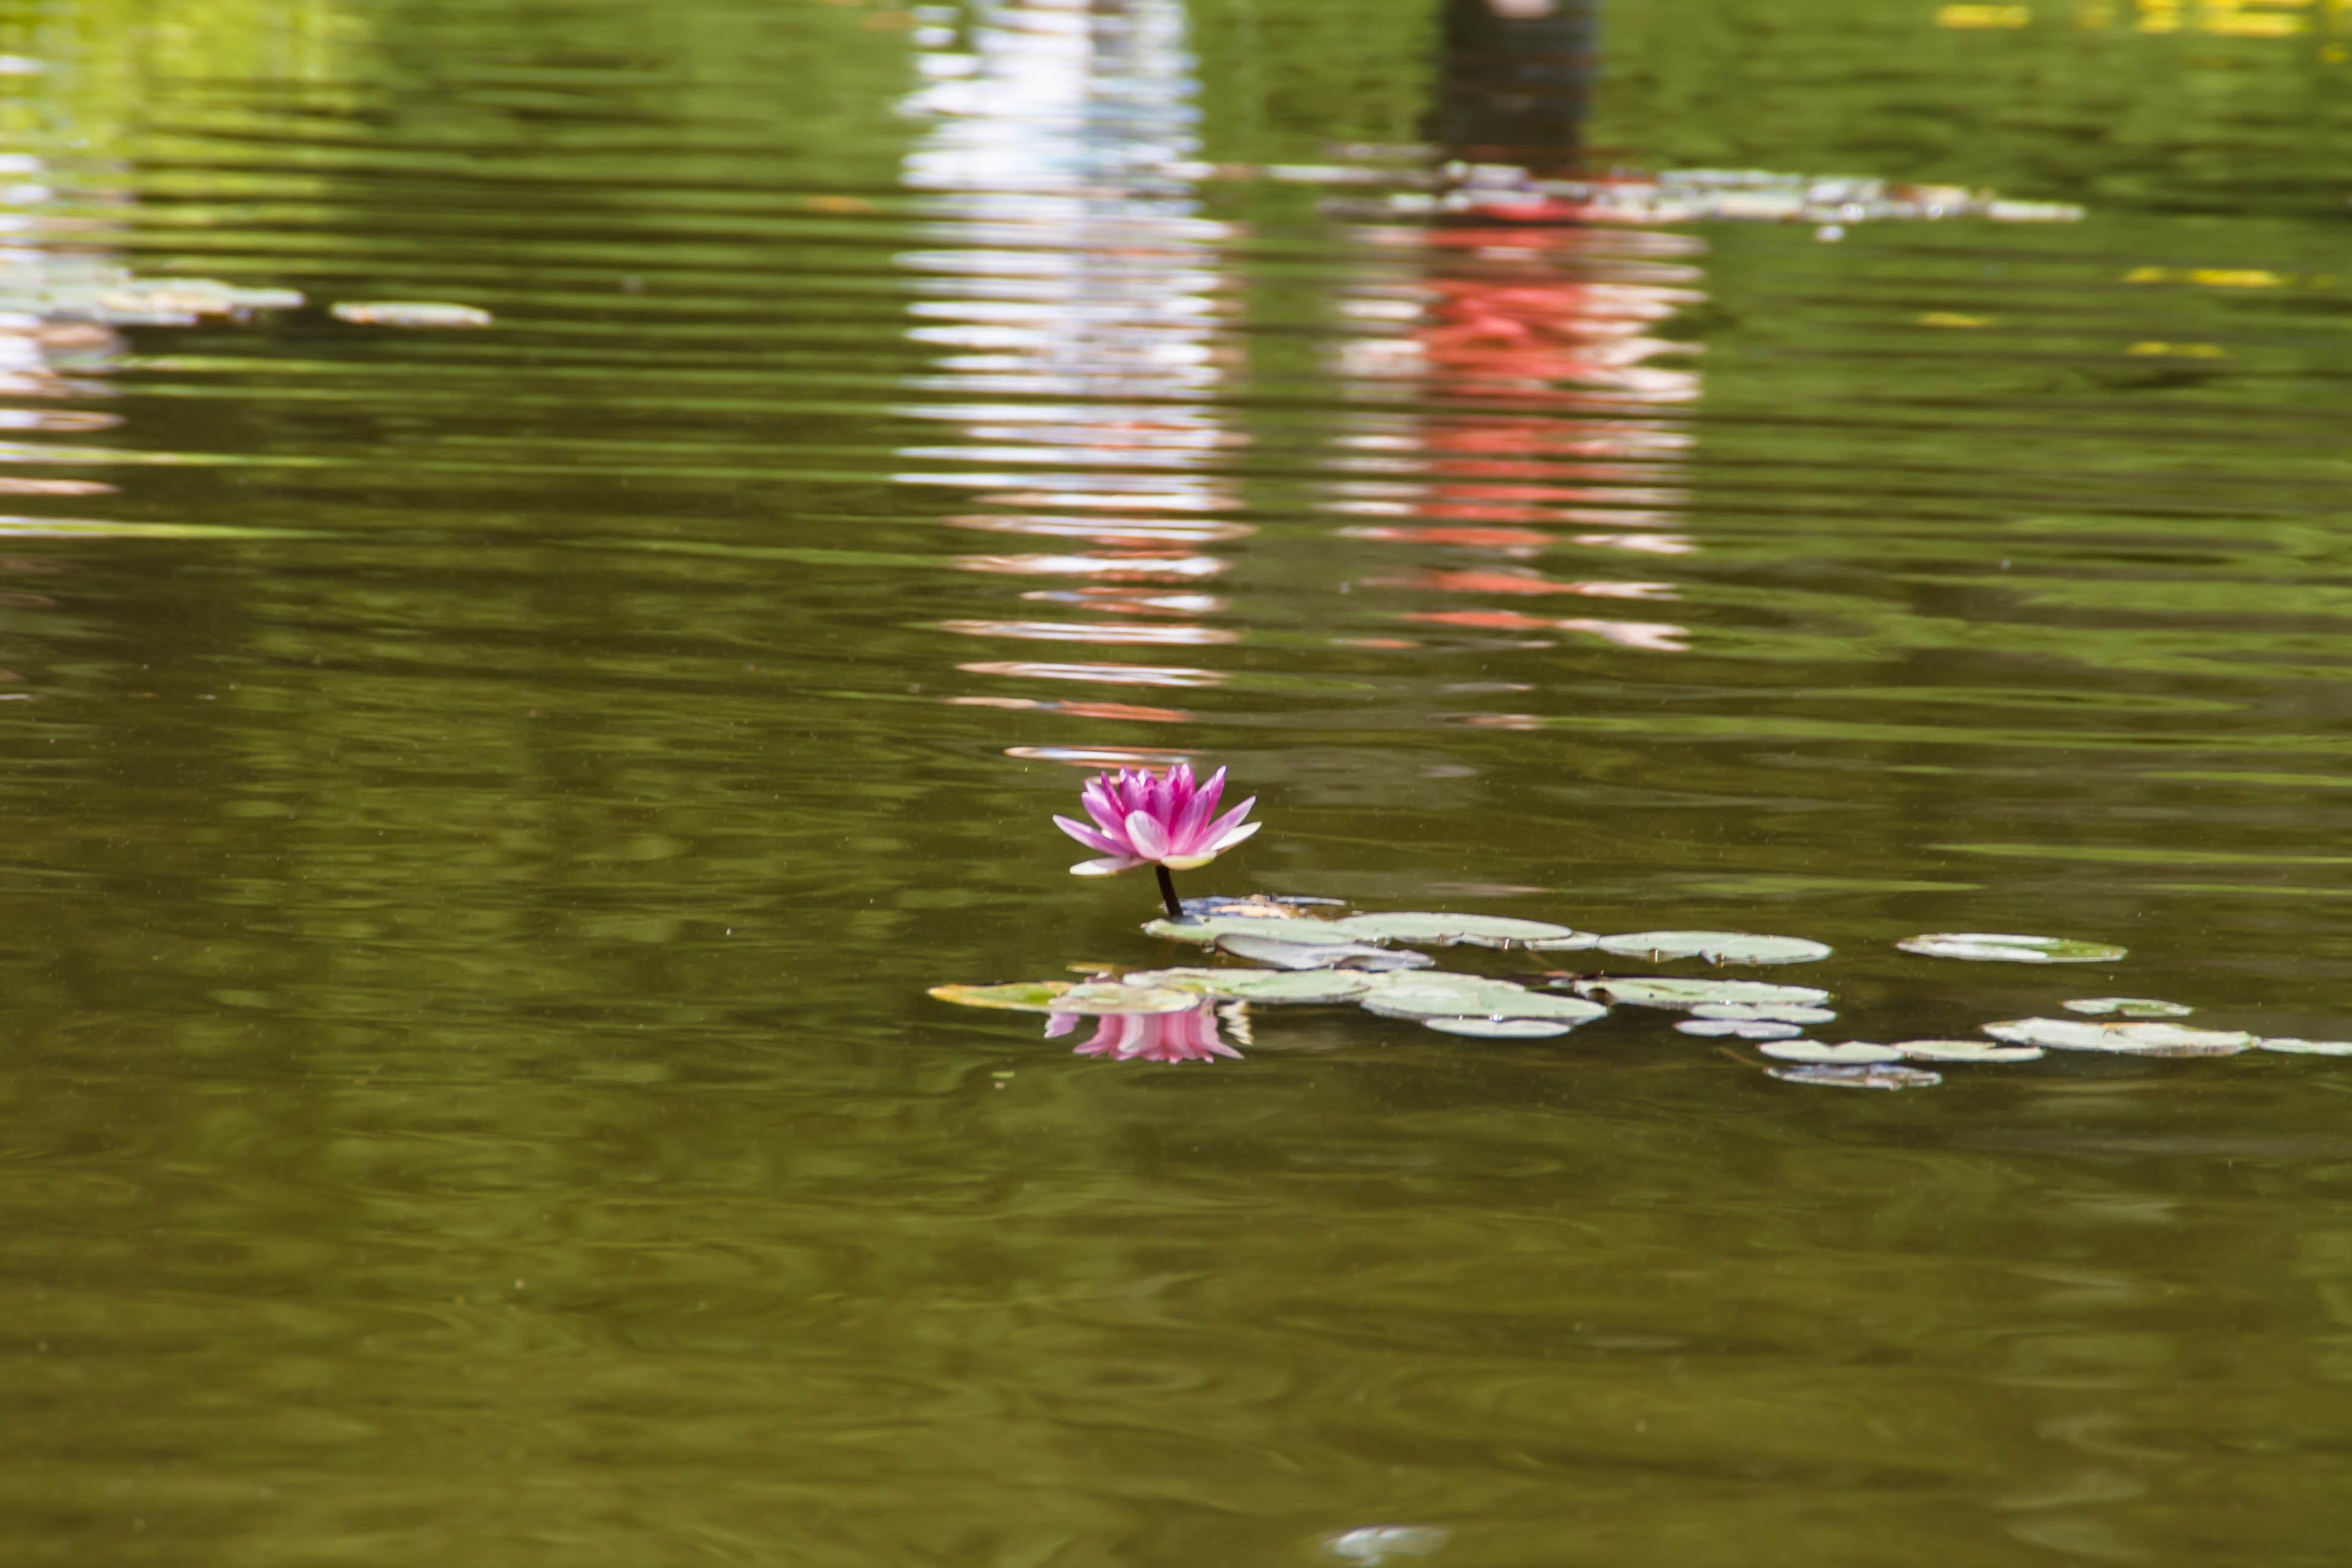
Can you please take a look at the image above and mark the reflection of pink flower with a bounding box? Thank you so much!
[1053,762,1259,877]
[1048,1003,1241,1063]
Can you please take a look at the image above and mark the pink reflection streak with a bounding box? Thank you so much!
[945,694,1192,724]
[1047,1002,1240,1063]
[1377,569,1677,600]
[937,618,1239,646]
[1406,608,1688,652]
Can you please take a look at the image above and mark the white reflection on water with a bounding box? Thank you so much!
[898,0,1241,740]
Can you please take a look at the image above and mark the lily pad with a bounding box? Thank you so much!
[2063,997,2193,1018]
[929,981,1202,1016]
[1759,1040,1903,1065]
[1360,975,1607,1024]
[1597,930,1832,965]
[1146,914,1358,947]
[1570,976,1832,1010]
[1982,1018,2253,1056]
[1898,932,2126,964]
[332,300,494,328]
[1120,967,1377,1004]
[1889,1039,2044,1063]
[2256,1037,2352,1056]
[1768,1063,1943,1090]
[1217,932,1432,972]
[1420,1016,1578,1039]
[1677,1018,1803,1040]
[1329,910,1596,950]
[1689,1002,1838,1025]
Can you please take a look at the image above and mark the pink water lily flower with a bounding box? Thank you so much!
[1047,1003,1242,1063]
[1054,763,1260,879]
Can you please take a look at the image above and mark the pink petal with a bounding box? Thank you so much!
[1053,814,1126,856]
[1169,766,1224,851]
[1205,817,1262,854]
[1044,1013,1079,1039]
[1123,809,1171,860]
[1201,795,1256,847]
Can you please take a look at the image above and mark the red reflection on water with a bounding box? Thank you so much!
[1406,609,1688,650]
[1386,567,1676,599]
[1047,1002,1240,1063]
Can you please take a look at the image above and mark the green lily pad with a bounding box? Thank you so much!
[1146,914,1358,947]
[1982,1018,2253,1056]
[1768,1063,1942,1090]
[1677,1018,1803,1040]
[1360,975,1608,1024]
[1570,976,1831,1010]
[2063,997,2192,1018]
[1597,930,1832,965]
[1759,1040,1902,1065]
[2256,1037,2352,1056]
[1898,932,2126,964]
[1216,932,1432,972]
[1120,967,1378,1004]
[1890,1039,2044,1063]
[1689,1002,1838,1025]
[1420,1016,1579,1039]
[929,981,1202,1016]
[1328,911,1596,950]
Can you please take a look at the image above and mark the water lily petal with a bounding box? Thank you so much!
[1053,814,1126,856]
[1071,854,1145,876]
[1124,809,1172,860]
[1204,817,1262,855]
[1200,795,1257,850]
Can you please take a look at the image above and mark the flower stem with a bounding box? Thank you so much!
[1155,864,1184,920]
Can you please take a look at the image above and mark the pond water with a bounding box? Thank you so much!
[4,0,2352,1560]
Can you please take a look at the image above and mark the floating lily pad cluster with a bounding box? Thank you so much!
[932,906,2352,1087]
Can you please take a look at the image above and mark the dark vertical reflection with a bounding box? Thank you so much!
[1427,0,1599,170]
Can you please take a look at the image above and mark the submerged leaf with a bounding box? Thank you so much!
[1759,1040,1902,1065]
[1768,1063,1942,1090]
[1120,967,1377,1004]
[1889,1038,2044,1063]
[1676,1018,1803,1040]
[2256,1037,2352,1056]
[1570,976,1831,1010]
[2063,997,2193,1018]
[1420,1016,1578,1039]
[930,980,1201,1016]
[1982,1018,2253,1056]
[1689,1002,1838,1025]
[1898,932,2126,964]
[1597,930,1831,965]
[1217,932,1432,971]
[1329,910,1596,950]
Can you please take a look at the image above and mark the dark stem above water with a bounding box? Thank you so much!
[1155,864,1183,920]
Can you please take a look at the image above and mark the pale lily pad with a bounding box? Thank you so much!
[1898,932,2126,964]
[1146,914,1358,947]
[1570,976,1831,1010]
[1217,932,1432,972]
[1690,1002,1838,1025]
[1982,1018,2253,1056]
[1890,1039,2044,1063]
[332,300,494,328]
[2256,1037,2352,1056]
[1677,1018,1803,1040]
[1597,930,1831,965]
[1120,967,1377,1004]
[1759,1040,1903,1065]
[1361,974,1607,1024]
[1769,1063,1943,1090]
[2063,997,2193,1018]
[1330,910,1596,950]
[1420,1016,1578,1039]
[929,980,1202,1016]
